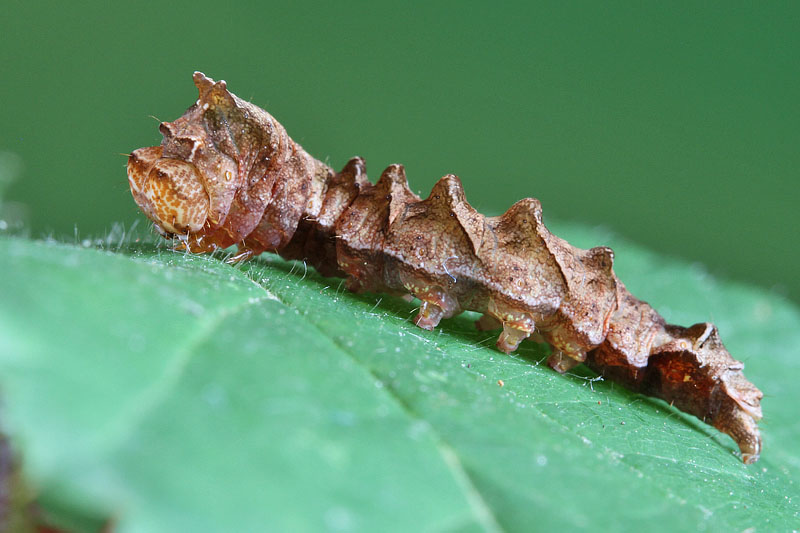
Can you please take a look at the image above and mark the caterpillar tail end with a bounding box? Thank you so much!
[714,397,763,464]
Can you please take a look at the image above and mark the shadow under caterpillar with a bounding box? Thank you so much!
[127,72,763,463]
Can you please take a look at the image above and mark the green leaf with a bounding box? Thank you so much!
[0,229,798,532]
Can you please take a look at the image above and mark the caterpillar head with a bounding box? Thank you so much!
[127,145,211,236]
[127,72,280,241]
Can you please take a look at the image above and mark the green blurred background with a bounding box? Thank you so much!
[1,1,797,301]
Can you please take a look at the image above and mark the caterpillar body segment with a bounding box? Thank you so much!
[127,72,763,463]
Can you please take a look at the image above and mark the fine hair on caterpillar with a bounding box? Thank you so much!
[127,72,763,464]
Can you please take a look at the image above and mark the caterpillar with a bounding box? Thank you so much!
[127,72,763,463]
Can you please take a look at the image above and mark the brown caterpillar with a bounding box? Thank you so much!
[127,72,763,463]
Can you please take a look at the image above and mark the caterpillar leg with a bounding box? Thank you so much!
[484,299,536,354]
[415,300,446,330]
[226,246,260,264]
[497,323,532,354]
[172,232,219,254]
[547,350,585,373]
[475,314,547,351]
[475,313,532,353]
[406,284,460,330]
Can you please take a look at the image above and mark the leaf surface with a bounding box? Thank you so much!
[0,229,798,532]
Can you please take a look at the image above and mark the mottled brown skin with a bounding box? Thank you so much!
[128,72,763,463]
